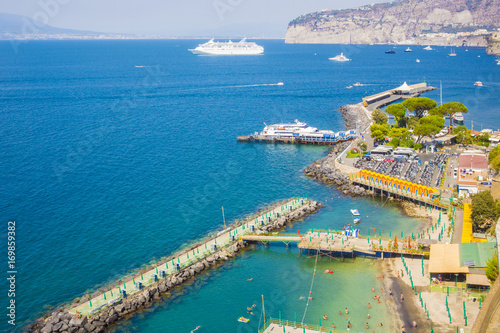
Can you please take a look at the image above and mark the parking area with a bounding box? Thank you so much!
[354,153,455,187]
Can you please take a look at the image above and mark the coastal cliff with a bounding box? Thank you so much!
[285,0,500,45]
[487,32,500,55]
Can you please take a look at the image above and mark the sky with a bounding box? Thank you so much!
[1,0,388,37]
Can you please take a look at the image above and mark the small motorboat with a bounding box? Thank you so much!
[277,82,284,86]
[353,218,361,224]
[329,53,351,62]
[353,82,361,86]
[404,47,412,52]
[385,49,396,54]
[424,45,433,50]
[416,59,420,63]
[350,209,360,216]
[474,81,483,86]
[238,317,250,323]
[346,85,353,89]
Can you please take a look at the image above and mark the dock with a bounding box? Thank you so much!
[69,197,311,317]
[362,82,437,111]
[261,319,348,333]
[243,229,433,259]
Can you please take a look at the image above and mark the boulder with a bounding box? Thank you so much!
[84,323,95,332]
[115,304,125,314]
[68,316,87,328]
[41,323,53,333]
[52,322,63,331]
[58,323,69,332]
[106,314,118,325]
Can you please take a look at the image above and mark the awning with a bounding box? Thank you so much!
[395,82,412,92]
[466,273,490,286]
[429,244,469,273]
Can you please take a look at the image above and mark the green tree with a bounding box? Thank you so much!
[386,104,407,127]
[471,191,500,232]
[357,141,368,152]
[432,102,468,127]
[489,145,500,163]
[413,115,445,143]
[453,126,474,145]
[407,116,420,129]
[371,109,388,125]
[486,254,498,284]
[402,97,437,118]
[370,123,390,141]
[475,133,490,147]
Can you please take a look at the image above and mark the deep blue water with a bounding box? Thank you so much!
[0,40,499,333]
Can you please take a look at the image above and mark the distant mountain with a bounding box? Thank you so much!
[0,12,102,37]
[285,0,500,45]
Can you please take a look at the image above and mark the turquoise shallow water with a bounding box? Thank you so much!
[0,40,499,332]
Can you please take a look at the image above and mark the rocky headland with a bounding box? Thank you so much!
[26,200,322,333]
[285,0,500,46]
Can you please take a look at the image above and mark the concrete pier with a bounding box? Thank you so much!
[362,82,437,111]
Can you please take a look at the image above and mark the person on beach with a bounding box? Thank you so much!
[378,323,383,327]
[368,303,371,309]
[401,327,406,333]
[389,289,393,298]
[400,292,404,303]
[412,320,417,327]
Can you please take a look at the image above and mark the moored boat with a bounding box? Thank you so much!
[350,209,360,216]
[329,53,351,62]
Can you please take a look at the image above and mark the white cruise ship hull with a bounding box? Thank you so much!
[189,48,263,55]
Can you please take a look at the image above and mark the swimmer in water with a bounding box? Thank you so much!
[368,303,371,309]
[345,308,349,314]
[332,323,335,328]
[367,314,370,319]
[299,296,305,300]
[366,322,369,329]
[191,326,201,332]
[339,311,342,315]
[372,287,375,292]
[247,278,253,281]
[323,315,327,320]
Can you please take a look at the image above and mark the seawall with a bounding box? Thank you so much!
[26,200,322,333]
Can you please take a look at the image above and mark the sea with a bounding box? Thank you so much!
[0,39,499,333]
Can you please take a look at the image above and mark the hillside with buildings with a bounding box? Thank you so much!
[285,0,500,46]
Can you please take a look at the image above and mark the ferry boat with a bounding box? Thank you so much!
[404,47,412,52]
[256,120,356,143]
[424,45,433,51]
[350,209,360,216]
[329,53,351,62]
[189,38,264,55]
[452,112,465,126]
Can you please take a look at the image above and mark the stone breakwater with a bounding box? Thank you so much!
[304,155,369,196]
[26,200,322,333]
[304,104,371,196]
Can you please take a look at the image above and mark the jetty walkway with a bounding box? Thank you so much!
[362,82,437,112]
[70,198,309,317]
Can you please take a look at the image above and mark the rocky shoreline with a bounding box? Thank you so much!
[26,200,322,333]
[304,104,371,196]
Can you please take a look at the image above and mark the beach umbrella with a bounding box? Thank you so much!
[133,278,135,285]
[104,292,106,300]
[110,290,113,297]
[118,286,121,293]
[156,267,158,274]
[89,299,92,307]
[124,282,126,289]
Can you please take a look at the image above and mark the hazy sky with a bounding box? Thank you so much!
[2,0,387,36]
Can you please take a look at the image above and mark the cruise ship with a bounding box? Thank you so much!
[189,38,264,55]
[256,120,356,143]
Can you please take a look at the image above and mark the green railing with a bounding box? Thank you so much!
[259,318,349,333]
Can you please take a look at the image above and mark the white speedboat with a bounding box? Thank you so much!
[404,47,412,52]
[416,59,421,63]
[424,45,433,51]
[189,38,264,55]
[329,53,351,62]
[474,81,483,86]
[277,82,284,86]
[353,82,361,86]
[350,209,360,216]
[346,85,353,89]
[258,119,356,142]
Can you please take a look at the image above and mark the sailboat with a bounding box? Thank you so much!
[449,48,457,56]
